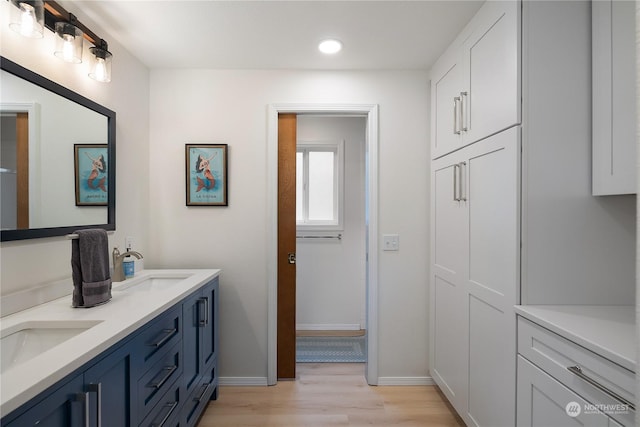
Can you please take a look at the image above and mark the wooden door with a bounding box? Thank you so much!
[16,112,29,229]
[277,113,297,379]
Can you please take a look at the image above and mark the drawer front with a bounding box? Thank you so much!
[138,342,183,422]
[518,317,635,425]
[517,355,621,427]
[140,377,183,427]
[183,362,217,427]
[134,305,182,372]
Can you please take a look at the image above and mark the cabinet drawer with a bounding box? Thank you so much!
[183,361,217,426]
[518,317,635,425]
[138,342,183,422]
[140,376,183,427]
[134,305,182,371]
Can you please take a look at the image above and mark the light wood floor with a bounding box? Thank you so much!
[198,363,465,426]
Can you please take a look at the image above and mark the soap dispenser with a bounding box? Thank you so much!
[123,242,135,279]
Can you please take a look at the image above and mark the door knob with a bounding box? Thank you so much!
[288,252,296,264]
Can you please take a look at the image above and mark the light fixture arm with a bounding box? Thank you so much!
[43,0,105,48]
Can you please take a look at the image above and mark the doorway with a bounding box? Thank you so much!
[267,103,379,385]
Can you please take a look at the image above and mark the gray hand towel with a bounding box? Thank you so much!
[71,229,112,308]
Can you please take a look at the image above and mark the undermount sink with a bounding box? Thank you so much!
[1,320,102,373]
[113,275,192,292]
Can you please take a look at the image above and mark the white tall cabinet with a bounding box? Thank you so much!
[429,1,636,426]
[429,1,521,425]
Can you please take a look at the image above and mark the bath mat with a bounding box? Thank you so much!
[296,335,366,363]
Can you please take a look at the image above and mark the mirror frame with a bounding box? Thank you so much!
[1,56,116,241]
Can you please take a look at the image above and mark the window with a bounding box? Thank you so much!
[296,140,344,231]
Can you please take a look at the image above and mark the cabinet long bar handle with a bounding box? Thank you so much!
[199,297,209,326]
[460,91,468,132]
[87,383,102,427]
[148,365,178,389]
[194,382,212,402]
[73,392,90,427]
[151,401,179,427]
[453,96,461,135]
[459,161,467,202]
[149,328,177,348]
[567,366,635,411]
[453,164,460,201]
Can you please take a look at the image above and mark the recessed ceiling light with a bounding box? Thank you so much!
[318,39,342,55]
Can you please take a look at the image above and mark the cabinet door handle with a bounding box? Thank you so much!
[148,365,178,389]
[151,401,179,427]
[459,161,467,202]
[73,392,90,427]
[460,91,468,132]
[453,164,460,201]
[149,328,177,348]
[87,383,102,427]
[567,365,635,411]
[199,297,209,326]
[453,96,461,135]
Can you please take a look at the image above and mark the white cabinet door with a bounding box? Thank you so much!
[430,0,520,160]
[592,0,636,195]
[461,0,520,144]
[431,49,463,159]
[517,356,622,427]
[430,150,468,415]
[465,127,519,427]
[430,128,520,425]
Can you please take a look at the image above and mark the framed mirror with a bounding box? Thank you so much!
[0,56,115,241]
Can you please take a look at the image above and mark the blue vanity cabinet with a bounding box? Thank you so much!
[1,274,220,427]
[4,335,136,427]
[182,277,219,426]
[83,341,134,427]
[4,374,85,427]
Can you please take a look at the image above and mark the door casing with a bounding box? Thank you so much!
[267,103,379,385]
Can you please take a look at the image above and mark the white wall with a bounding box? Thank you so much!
[0,0,150,295]
[295,116,366,330]
[148,69,430,380]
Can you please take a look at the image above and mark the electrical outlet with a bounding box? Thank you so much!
[383,234,399,251]
[125,236,134,251]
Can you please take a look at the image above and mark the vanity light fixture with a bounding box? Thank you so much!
[8,0,44,38]
[89,39,112,82]
[53,15,83,63]
[6,0,114,82]
[318,39,343,55]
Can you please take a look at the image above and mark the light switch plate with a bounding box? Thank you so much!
[383,234,399,251]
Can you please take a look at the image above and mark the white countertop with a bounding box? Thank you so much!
[0,269,221,417]
[514,305,636,372]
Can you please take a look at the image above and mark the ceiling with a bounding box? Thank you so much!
[66,1,483,70]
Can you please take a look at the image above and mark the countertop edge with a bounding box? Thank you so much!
[514,305,636,373]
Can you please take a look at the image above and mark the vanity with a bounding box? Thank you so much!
[0,269,220,427]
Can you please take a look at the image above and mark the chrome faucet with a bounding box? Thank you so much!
[112,247,143,282]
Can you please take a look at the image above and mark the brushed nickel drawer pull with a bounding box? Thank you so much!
[194,382,211,402]
[567,365,635,411]
[151,401,179,427]
[149,328,177,348]
[148,365,178,389]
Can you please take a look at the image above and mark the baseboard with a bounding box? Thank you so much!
[377,376,435,386]
[219,377,268,386]
[296,323,361,331]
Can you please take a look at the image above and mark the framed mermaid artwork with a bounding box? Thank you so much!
[74,144,108,206]
[185,143,228,206]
